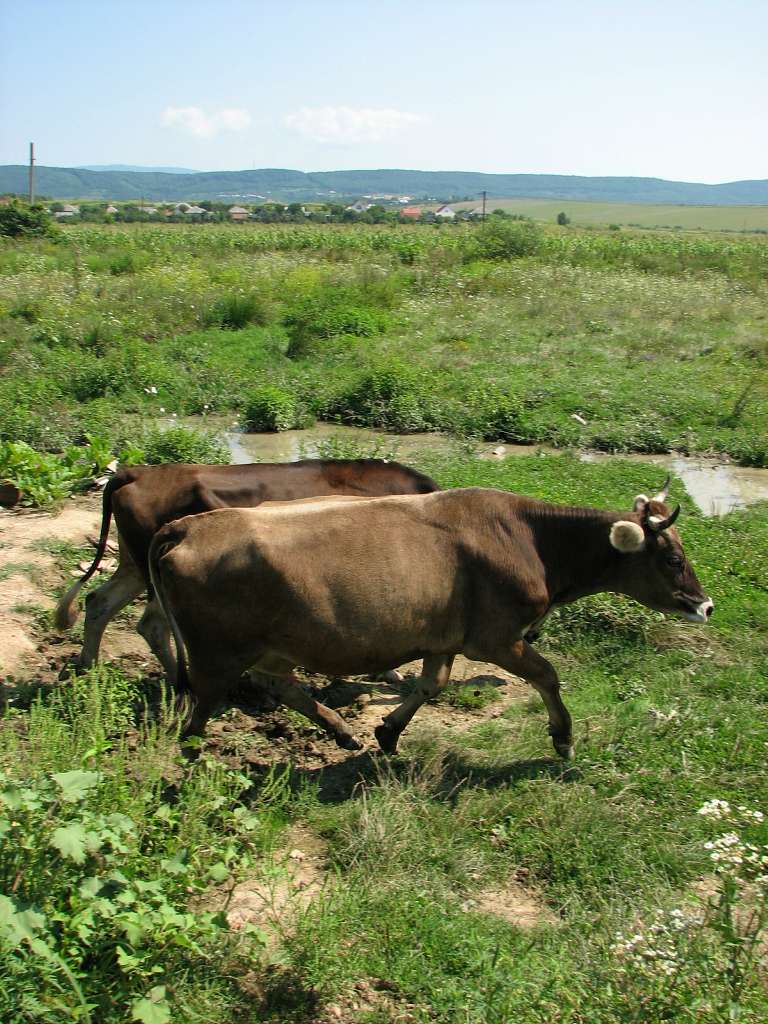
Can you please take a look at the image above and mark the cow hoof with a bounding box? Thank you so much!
[336,733,363,751]
[379,670,404,685]
[553,740,575,760]
[374,722,399,755]
[58,659,84,681]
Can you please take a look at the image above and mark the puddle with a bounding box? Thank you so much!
[226,422,461,463]
[221,423,768,518]
[579,451,768,516]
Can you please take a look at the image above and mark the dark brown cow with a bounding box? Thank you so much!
[55,459,439,679]
[148,481,713,757]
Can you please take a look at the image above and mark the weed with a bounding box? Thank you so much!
[242,385,305,432]
[203,291,270,331]
[138,426,230,465]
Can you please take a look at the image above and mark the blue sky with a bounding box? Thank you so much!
[1,0,765,182]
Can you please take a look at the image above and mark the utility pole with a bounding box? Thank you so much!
[28,142,35,204]
[481,189,487,222]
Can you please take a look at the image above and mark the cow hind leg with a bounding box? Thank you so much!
[375,654,455,755]
[73,559,145,673]
[136,598,177,684]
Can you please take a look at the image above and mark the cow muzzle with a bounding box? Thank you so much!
[679,597,714,623]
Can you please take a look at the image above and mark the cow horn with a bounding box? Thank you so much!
[648,504,680,532]
[652,474,671,503]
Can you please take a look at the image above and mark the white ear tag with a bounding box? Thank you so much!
[610,520,645,553]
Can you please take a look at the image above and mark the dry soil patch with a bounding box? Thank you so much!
[467,873,559,930]
[218,825,328,943]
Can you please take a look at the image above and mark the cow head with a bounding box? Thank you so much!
[608,477,713,623]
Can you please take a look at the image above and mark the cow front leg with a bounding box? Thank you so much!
[137,597,178,684]
[374,654,454,755]
[253,665,363,751]
[484,639,573,759]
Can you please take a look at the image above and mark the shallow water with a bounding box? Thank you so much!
[225,424,768,517]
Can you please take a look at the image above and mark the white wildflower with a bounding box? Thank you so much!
[698,799,732,821]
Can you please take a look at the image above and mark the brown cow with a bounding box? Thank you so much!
[148,481,713,757]
[55,459,439,680]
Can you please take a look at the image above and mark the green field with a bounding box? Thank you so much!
[444,198,768,231]
[1,220,767,471]
[2,218,768,1022]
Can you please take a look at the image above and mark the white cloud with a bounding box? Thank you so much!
[161,106,252,139]
[284,106,424,144]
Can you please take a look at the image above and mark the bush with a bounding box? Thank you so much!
[471,217,542,261]
[465,386,530,441]
[107,250,148,275]
[242,385,303,432]
[284,298,389,359]
[137,427,231,465]
[331,361,431,433]
[0,201,58,239]
[203,292,270,331]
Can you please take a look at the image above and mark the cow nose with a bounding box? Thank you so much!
[700,598,714,620]
[705,602,714,619]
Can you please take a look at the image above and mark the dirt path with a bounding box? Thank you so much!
[0,495,146,681]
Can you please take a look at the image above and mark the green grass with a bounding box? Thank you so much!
[1,219,768,1018]
[442,197,768,231]
[1,221,766,465]
[2,452,768,1021]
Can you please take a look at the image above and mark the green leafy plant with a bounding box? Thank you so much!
[242,385,304,432]
[0,201,59,239]
[330,360,432,432]
[203,292,270,331]
[138,427,230,465]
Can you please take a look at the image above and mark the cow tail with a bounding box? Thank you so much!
[147,532,191,695]
[54,475,121,632]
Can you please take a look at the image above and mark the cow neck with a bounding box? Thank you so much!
[526,504,628,606]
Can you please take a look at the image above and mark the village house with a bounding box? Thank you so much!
[54,203,80,219]
[228,205,250,222]
[138,206,157,215]
[399,206,422,220]
[345,199,372,213]
[434,204,456,219]
[105,205,119,215]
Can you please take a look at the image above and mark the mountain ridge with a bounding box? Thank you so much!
[2,164,767,205]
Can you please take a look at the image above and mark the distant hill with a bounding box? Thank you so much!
[2,165,767,205]
[77,164,199,174]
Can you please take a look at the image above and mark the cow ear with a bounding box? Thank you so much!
[633,494,649,512]
[610,520,646,553]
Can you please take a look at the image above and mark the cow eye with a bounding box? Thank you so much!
[666,555,683,569]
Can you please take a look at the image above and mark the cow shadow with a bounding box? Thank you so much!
[243,746,579,806]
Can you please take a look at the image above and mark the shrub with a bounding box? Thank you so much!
[284,298,389,359]
[242,385,302,432]
[471,217,542,261]
[465,386,529,441]
[203,292,270,331]
[137,427,231,465]
[108,250,148,275]
[331,361,431,433]
[0,201,58,239]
